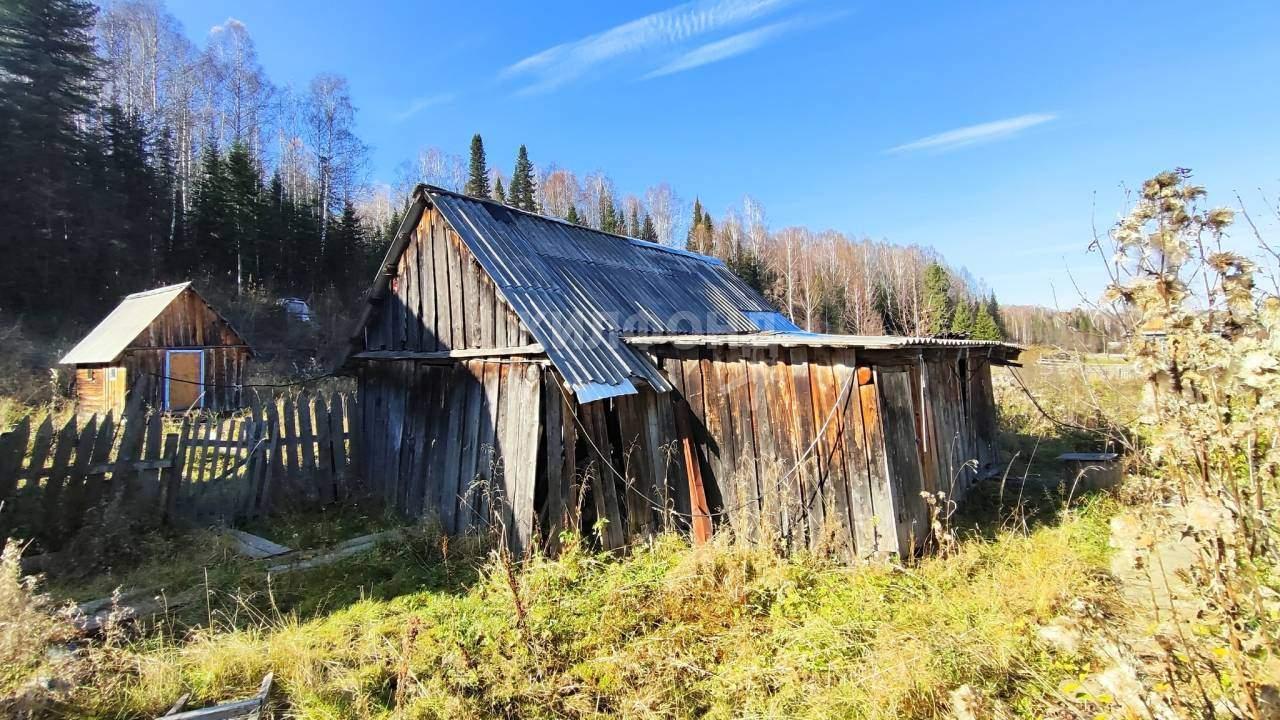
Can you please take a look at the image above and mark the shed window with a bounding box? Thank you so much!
[86,369,96,381]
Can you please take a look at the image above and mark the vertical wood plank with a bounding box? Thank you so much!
[21,416,54,492]
[41,417,79,537]
[456,362,486,531]
[419,214,439,352]
[507,362,542,553]
[161,430,184,523]
[0,417,32,501]
[315,394,335,504]
[60,416,99,532]
[432,217,453,349]
[472,361,503,532]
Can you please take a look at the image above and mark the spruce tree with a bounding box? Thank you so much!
[628,206,641,238]
[189,144,231,279]
[600,191,618,233]
[973,304,1002,341]
[224,142,262,293]
[985,293,1006,337]
[464,133,490,198]
[686,199,704,248]
[921,262,954,336]
[565,203,580,225]
[493,176,506,204]
[509,144,536,211]
[949,300,975,338]
[640,214,657,242]
[0,0,101,318]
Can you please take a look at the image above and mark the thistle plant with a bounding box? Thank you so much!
[1102,170,1280,718]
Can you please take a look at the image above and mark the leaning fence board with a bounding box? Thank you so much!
[41,418,79,534]
[79,412,117,522]
[0,417,31,499]
[23,416,54,488]
[314,395,335,504]
[60,417,99,532]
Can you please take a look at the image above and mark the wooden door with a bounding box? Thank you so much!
[166,350,203,411]
[105,366,127,414]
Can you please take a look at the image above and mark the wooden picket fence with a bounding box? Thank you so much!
[0,391,362,549]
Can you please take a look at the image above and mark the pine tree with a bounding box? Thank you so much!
[493,177,506,204]
[950,300,975,338]
[727,245,775,299]
[224,142,262,293]
[189,144,231,279]
[686,199,704,248]
[0,0,101,319]
[600,191,618,233]
[508,144,536,211]
[921,262,954,336]
[565,203,580,225]
[464,133,490,198]
[973,304,1002,341]
[628,206,641,238]
[640,214,657,242]
[985,293,1006,337]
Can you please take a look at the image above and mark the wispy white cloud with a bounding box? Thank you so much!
[502,0,794,95]
[392,93,455,121]
[642,17,799,79]
[886,113,1058,154]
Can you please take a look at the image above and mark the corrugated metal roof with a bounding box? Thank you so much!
[421,187,773,399]
[59,282,250,365]
[60,283,194,365]
[356,185,1022,398]
[624,332,1024,359]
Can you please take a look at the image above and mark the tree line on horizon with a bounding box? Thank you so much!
[0,0,1111,352]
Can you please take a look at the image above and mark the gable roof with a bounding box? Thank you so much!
[358,185,777,400]
[59,282,247,365]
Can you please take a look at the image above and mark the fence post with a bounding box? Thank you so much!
[161,431,183,524]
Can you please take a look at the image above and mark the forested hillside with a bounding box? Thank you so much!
[0,0,1107,400]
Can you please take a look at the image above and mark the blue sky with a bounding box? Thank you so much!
[166,0,1280,307]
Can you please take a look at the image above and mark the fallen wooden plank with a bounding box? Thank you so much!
[157,673,272,720]
[265,528,405,574]
[222,529,293,559]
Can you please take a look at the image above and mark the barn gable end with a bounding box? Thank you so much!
[128,286,248,351]
[362,205,532,354]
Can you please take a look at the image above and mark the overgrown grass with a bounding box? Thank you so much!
[48,493,1116,719]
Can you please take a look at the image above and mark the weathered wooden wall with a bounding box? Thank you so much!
[353,346,1003,561]
[128,287,244,349]
[648,345,1003,560]
[119,346,249,412]
[365,207,531,353]
[356,358,543,550]
[73,366,127,416]
[537,378,693,553]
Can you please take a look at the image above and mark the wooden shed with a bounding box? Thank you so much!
[343,186,1021,559]
[60,282,251,414]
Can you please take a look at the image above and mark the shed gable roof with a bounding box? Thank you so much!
[59,283,248,365]
[360,185,776,400]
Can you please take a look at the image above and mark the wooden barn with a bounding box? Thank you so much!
[343,185,1021,560]
[60,282,251,414]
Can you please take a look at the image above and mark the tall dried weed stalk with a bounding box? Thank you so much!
[1103,170,1280,717]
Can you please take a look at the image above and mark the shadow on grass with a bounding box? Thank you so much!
[38,502,495,632]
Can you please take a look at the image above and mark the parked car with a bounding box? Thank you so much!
[277,296,313,322]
